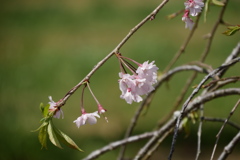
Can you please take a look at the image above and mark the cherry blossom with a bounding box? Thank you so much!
[48,96,64,119]
[73,111,100,128]
[119,73,143,104]
[118,61,158,104]
[136,61,158,84]
[184,0,204,16]
[182,10,194,30]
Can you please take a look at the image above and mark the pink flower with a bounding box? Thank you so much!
[184,0,204,16]
[182,10,194,30]
[118,61,158,104]
[136,61,158,85]
[48,96,64,119]
[119,73,143,104]
[73,111,100,128]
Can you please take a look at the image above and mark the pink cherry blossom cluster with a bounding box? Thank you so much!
[117,54,159,104]
[182,0,204,30]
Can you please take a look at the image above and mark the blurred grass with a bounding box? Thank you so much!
[0,0,240,159]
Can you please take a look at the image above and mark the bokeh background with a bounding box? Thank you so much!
[1,0,240,159]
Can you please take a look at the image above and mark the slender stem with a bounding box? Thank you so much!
[119,55,141,66]
[119,58,137,75]
[80,84,87,112]
[87,82,100,105]
[204,117,240,130]
[195,104,204,160]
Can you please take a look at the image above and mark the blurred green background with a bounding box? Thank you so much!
[0,0,240,159]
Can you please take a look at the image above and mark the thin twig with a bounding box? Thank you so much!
[201,76,240,89]
[195,103,204,160]
[203,117,240,130]
[210,99,240,160]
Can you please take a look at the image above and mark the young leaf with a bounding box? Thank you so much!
[223,25,240,36]
[54,127,83,152]
[212,0,224,6]
[38,125,48,149]
[40,103,50,117]
[32,120,49,132]
[47,121,63,149]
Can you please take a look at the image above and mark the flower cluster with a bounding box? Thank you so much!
[182,0,204,30]
[119,61,158,104]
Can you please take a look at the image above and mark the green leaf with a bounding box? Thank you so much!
[40,103,50,117]
[32,120,49,132]
[38,125,48,149]
[54,127,83,152]
[47,121,63,149]
[223,25,240,36]
[212,0,225,6]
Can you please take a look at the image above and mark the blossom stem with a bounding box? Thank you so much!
[119,57,137,75]
[86,82,100,105]
[118,55,141,66]
[80,84,87,114]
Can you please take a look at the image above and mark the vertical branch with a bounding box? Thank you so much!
[195,104,204,160]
